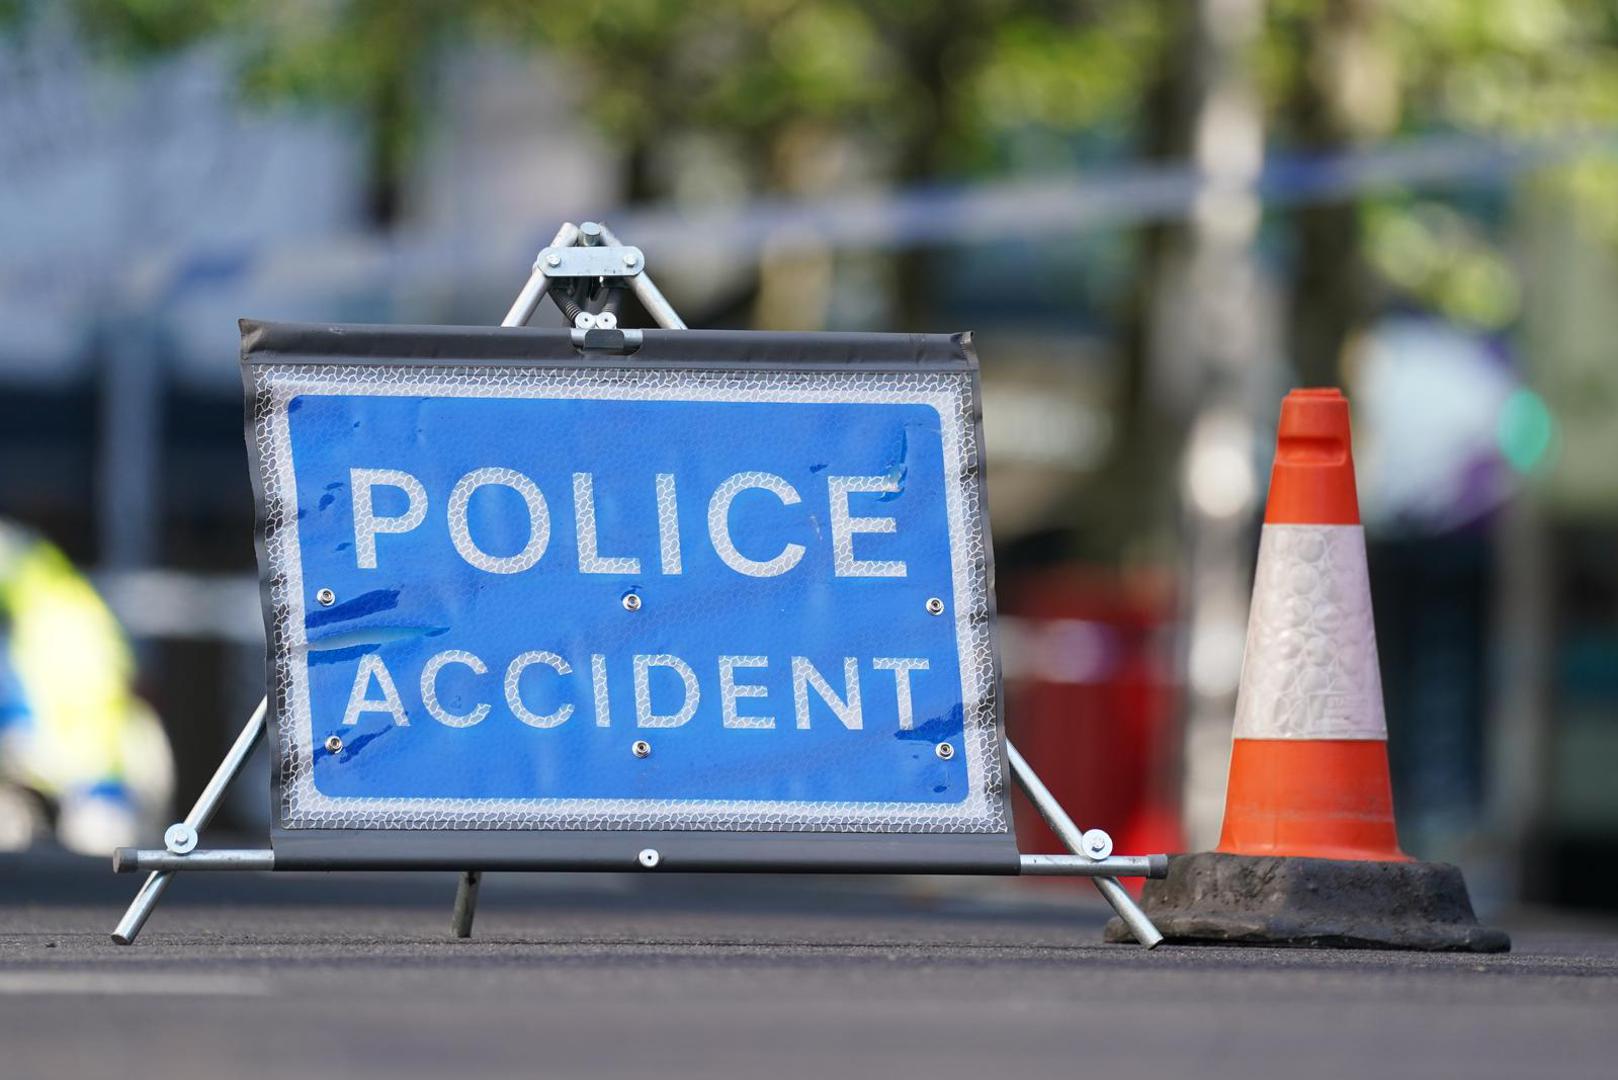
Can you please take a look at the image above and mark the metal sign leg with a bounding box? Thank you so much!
[502,223,581,327]
[451,871,482,938]
[111,698,269,944]
[1005,742,1165,948]
[594,223,686,329]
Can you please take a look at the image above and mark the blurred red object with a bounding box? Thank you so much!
[1000,566,1183,893]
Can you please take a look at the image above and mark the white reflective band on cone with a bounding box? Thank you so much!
[1232,524,1387,741]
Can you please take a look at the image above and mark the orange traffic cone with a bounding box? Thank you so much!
[1217,387,1406,862]
[1106,388,1508,952]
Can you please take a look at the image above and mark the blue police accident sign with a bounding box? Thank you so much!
[243,323,1007,841]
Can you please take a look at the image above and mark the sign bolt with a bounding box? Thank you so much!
[163,823,198,855]
[925,597,945,616]
[935,742,955,761]
[1080,828,1114,861]
[316,588,336,607]
[325,734,344,755]
[622,592,642,612]
[545,251,561,267]
[623,251,639,267]
[632,740,652,759]
[638,848,661,868]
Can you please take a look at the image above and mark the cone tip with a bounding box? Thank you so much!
[1265,387,1360,525]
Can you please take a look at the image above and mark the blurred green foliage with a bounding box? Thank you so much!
[1264,0,1618,331]
[20,1,1164,210]
[7,0,1618,340]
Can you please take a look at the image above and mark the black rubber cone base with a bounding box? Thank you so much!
[1103,852,1510,952]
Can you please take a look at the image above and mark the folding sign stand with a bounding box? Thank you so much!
[111,221,1169,947]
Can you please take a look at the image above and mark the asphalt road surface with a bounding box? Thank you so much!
[3,851,1616,1079]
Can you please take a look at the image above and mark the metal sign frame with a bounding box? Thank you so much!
[110,221,1170,947]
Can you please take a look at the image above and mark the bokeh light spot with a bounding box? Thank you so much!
[1497,389,1556,474]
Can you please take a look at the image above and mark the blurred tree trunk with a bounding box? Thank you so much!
[1145,0,1272,850]
[621,138,659,204]
[347,0,454,231]
[1289,204,1363,387]
[753,123,838,329]
[1282,0,1390,385]
[880,5,994,331]
[362,62,412,227]
[1099,0,1200,559]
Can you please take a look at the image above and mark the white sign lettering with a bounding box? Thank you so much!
[345,467,911,579]
[332,651,931,736]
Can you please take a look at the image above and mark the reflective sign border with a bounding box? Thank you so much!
[242,321,1017,871]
